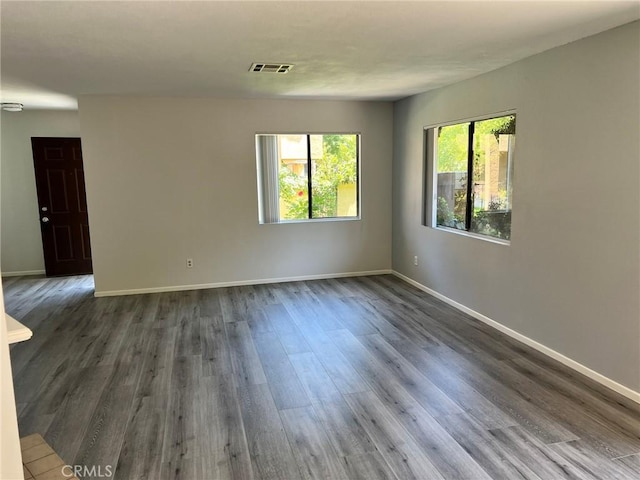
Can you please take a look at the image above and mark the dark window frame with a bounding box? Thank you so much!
[426,112,516,242]
[256,133,361,223]
[300,133,361,221]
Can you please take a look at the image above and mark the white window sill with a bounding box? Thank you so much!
[261,216,361,225]
[431,225,510,246]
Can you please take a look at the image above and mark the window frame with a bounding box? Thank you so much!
[256,132,361,224]
[424,111,516,244]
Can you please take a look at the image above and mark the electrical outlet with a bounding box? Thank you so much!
[413,256,418,266]
[186,258,194,268]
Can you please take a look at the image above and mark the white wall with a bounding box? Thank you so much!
[0,281,24,479]
[0,110,81,274]
[78,97,393,294]
[393,22,640,392]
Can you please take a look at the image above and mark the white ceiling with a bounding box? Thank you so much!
[1,1,638,110]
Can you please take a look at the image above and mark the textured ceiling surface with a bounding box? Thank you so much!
[1,1,638,109]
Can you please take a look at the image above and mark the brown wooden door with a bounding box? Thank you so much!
[31,137,93,276]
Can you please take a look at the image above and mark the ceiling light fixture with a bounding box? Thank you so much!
[2,103,23,112]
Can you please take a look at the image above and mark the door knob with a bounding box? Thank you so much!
[41,217,49,223]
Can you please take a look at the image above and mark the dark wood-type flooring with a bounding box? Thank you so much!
[5,274,640,480]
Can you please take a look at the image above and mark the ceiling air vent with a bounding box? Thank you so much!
[250,63,294,74]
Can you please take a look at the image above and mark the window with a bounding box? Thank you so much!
[256,134,359,223]
[426,114,515,241]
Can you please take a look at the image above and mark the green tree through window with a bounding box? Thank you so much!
[278,134,358,220]
[433,114,515,240]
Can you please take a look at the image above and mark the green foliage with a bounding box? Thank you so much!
[312,134,357,218]
[474,115,515,137]
[485,115,516,139]
[437,123,468,173]
[472,212,511,239]
[436,196,458,228]
[470,198,511,239]
[278,167,308,220]
[437,115,515,174]
[472,115,515,183]
[453,188,467,223]
[436,194,466,230]
[279,134,357,220]
[470,115,514,239]
[436,114,514,239]
[438,194,511,239]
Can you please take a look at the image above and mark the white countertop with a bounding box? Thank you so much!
[6,314,32,344]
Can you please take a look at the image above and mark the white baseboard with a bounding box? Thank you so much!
[94,269,393,298]
[392,270,640,405]
[1,270,45,277]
